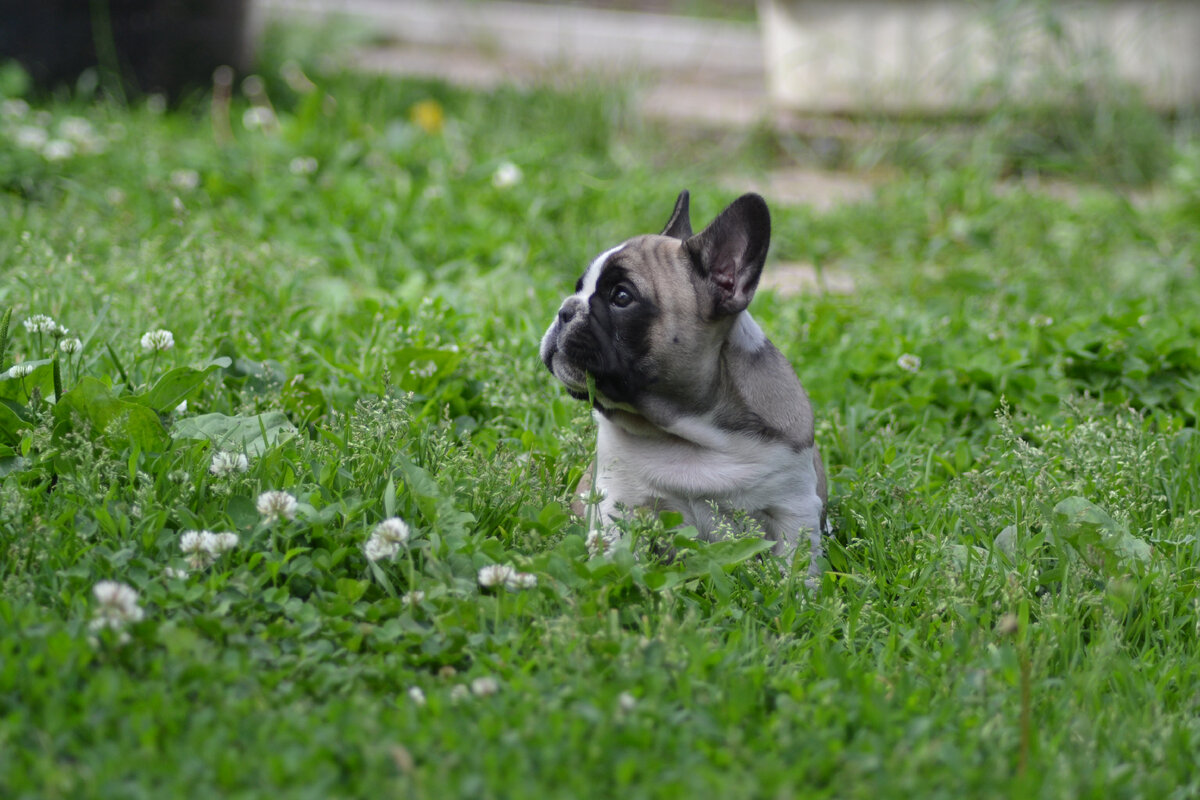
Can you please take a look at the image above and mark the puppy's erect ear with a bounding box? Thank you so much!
[660,190,693,239]
[685,193,770,317]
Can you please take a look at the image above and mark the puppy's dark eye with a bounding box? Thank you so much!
[610,286,635,308]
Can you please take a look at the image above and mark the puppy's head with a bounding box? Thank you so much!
[540,190,771,411]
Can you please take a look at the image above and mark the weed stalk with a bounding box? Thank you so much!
[0,306,11,372]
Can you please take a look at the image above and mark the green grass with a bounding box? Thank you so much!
[2,33,1200,799]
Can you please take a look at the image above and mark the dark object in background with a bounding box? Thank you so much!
[0,0,252,99]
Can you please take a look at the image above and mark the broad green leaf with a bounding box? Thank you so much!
[53,377,169,451]
[0,399,28,444]
[0,359,54,402]
[993,524,1019,561]
[383,476,396,518]
[644,535,774,593]
[335,578,368,603]
[700,536,777,569]
[140,357,231,413]
[1052,495,1151,575]
[946,543,991,571]
[394,455,440,501]
[170,411,297,456]
[0,449,26,476]
[368,559,396,597]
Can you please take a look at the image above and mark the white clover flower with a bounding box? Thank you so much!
[90,580,145,632]
[59,116,95,143]
[1029,314,1054,328]
[365,535,400,563]
[470,676,500,697]
[0,98,29,118]
[505,571,537,591]
[7,363,34,379]
[897,353,921,373]
[140,328,175,352]
[586,528,619,558]
[365,518,410,562]
[477,564,516,588]
[180,530,210,568]
[617,691,637,712]
[491,161,522,189]
[210,450,249,477]
[24,314,58,334]
[401,590,426,605]
[256,490,298,522]
[163,566,189,580]
[181,530,238,568]
[242,106,276,131]
[289,156,318,176]
[374,517,410,546]
[407,686,427,706]
[59,337,82,354]
[449,684,471,703]
[14,125,48,150]
[42,139,75,161]
[180,530,206,554]
[202,531,239,555]
[170,169,200,191]
[174,400,188,414]
[93,580,142,615]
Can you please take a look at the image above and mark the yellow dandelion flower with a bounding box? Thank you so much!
[410,99,445,134]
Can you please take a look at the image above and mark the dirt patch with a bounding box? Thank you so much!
[758,261,856,297]
[724,167,878,213]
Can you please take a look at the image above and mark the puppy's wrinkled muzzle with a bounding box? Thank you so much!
[540,304,590,396]
[557,296,584,325]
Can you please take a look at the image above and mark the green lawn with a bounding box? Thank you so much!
[2,32,1200,799]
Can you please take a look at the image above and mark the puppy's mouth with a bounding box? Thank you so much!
[548,344,644,408]
[541,309,653,407]
[540,324,588,397]
[551,359,590,398]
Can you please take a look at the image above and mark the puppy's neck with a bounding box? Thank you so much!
[726,311,768,354]
[594,406,662,438]
[594,312,770,438]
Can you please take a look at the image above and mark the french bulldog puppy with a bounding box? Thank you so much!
[540,191,827,577]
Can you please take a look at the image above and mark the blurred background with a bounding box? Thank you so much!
[1,0,1196,187]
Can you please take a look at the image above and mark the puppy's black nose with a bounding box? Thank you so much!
[558,299,582,324]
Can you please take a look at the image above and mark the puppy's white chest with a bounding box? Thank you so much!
[594,413,815,524]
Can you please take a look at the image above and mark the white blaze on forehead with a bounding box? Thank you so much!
[577,243,626,299]
[542,243,627,368]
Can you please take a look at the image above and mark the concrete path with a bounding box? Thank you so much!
[260,0,767,126]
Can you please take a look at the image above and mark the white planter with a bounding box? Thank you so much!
[760,0,1200,112]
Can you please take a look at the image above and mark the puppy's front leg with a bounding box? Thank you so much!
[765,500,825,582]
